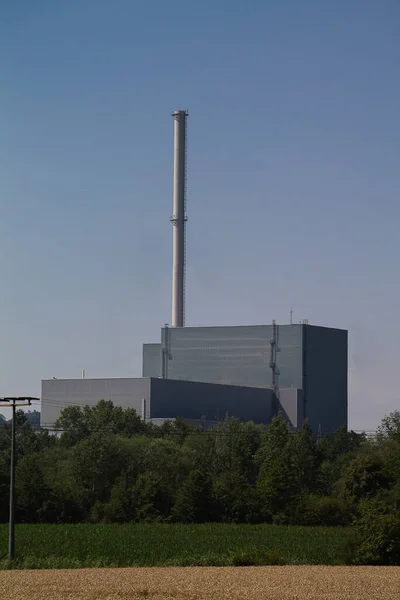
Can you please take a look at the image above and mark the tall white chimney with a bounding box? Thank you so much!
[170,110,188,328]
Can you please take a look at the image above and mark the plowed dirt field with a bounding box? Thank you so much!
[1,566,400,600]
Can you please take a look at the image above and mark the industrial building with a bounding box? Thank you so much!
[40,377,280,429]
[142,323,348,434]
[41,322,347,433]
[40,109,348,435]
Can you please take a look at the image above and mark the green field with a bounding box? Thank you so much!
[0,524,353,569]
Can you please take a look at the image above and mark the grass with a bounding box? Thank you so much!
[0,523,352,569]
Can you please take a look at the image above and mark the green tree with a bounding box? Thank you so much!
[0,410,56,523]
[90,436,155,523]
[293,495,348,526]
[134,471,174,522]
[213,470,259,523]
[172,470,213,523]
[290,420,318,494]
[141,437,189,488]
[377,410,400,443]
[71,433,128,509]
[0,449,10,522]
[25,410,41,430]
[158,418,197,444]
[316,426,366,496]
[16,454,48,522]
[91,474,137,523]
[255,414,296,520]
[181,431,216,476]
[318,426,365,461]
[352,498,400,565]
[213,418,262,481]
[336,450,390,510]
[55,400,146,446]
[138,437,190,521]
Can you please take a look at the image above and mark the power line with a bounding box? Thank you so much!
[10,398,380,437]
[1,421,376,439]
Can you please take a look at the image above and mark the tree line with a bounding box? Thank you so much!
[0,410,40,429]
[1,400,400,563]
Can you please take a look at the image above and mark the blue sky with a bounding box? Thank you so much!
[1,0,399,429]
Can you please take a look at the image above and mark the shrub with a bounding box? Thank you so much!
[351,499,400,565]
[296,495,349,526]
[171,470,213,523]
[230,548,287,566]
[339,530,362,565]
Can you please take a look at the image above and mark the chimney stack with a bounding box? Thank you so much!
[170,110,188,328]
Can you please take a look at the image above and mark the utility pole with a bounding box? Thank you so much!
[0,397,39,561]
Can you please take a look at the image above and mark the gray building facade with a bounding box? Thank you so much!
[142,344,162,378]
[41,377,277,429]
[142,323,348,433]
[41,377,151,427]
[42,324,347,434]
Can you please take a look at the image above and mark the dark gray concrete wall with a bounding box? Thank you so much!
[150,377,276,424]
[41,378,151,428]
[303,325,348,434]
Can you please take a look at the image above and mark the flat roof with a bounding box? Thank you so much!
[42,376,151,382]
[160,323,347,332]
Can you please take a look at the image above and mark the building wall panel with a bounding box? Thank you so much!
[142,343,162,377]
[150,377,276,424]
[162,325,303,389]
[304,326,348,434]
[41,378,151,427]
